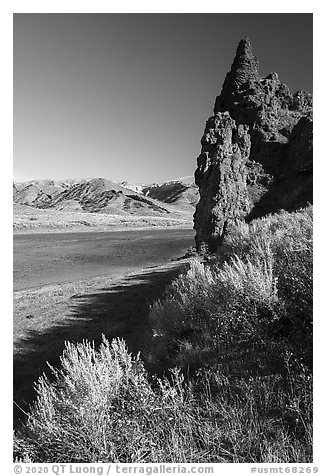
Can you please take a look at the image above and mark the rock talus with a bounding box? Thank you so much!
[194,37,313,253]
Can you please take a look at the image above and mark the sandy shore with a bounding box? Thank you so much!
[13,259,191,428]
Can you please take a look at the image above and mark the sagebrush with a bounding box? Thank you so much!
[14,206,313,463]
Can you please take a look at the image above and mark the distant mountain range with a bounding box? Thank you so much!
[13,176,199,218]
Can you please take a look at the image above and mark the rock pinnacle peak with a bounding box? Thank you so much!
[214,37,260,114]
[235,36,253,58]
[230,36,260,83]
[195,38,313,254]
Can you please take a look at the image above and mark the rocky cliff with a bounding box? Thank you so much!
[194,37,313,253]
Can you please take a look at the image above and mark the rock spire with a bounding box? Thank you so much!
[194,37,313,253]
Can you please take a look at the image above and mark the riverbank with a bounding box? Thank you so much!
[14,207,313,462]
[13,203,193,234]
[13,258,191,428]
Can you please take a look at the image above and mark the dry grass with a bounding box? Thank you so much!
[14,206,313,463]
[150,206,312,369]
[14,336,312,463]
[13,204,193,233]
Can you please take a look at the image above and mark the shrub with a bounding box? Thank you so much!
[14,337,312,463]
[225,206,313,361]
[14,206,312,463]
[14,337,231,463]
[224,206,312,261]
[149,207,312,371]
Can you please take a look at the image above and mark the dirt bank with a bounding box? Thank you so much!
[13,259,191,428]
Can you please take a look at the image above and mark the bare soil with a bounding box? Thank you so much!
[14,229,194,428]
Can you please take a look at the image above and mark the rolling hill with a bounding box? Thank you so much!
[13,177,199,232]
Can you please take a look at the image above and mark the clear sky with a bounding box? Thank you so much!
[13,13,312,184]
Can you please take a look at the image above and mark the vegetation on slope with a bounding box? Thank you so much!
[13,203,192,233]
[13,178,197,232]
[14,206,313,463]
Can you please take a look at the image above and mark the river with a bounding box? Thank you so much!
[13,228,195,291]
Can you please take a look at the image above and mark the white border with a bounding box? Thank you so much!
[3,1,323,472]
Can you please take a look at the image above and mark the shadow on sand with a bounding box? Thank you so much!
[14,261,189,429]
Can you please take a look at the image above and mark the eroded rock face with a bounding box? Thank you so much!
[194,112,251,253]
[194,37,312,252]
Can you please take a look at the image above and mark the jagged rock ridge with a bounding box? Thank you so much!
[194,37,313,253]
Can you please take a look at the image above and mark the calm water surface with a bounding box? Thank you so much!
[13,228,195,291]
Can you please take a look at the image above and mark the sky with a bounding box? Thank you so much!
[13,13,313,184]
